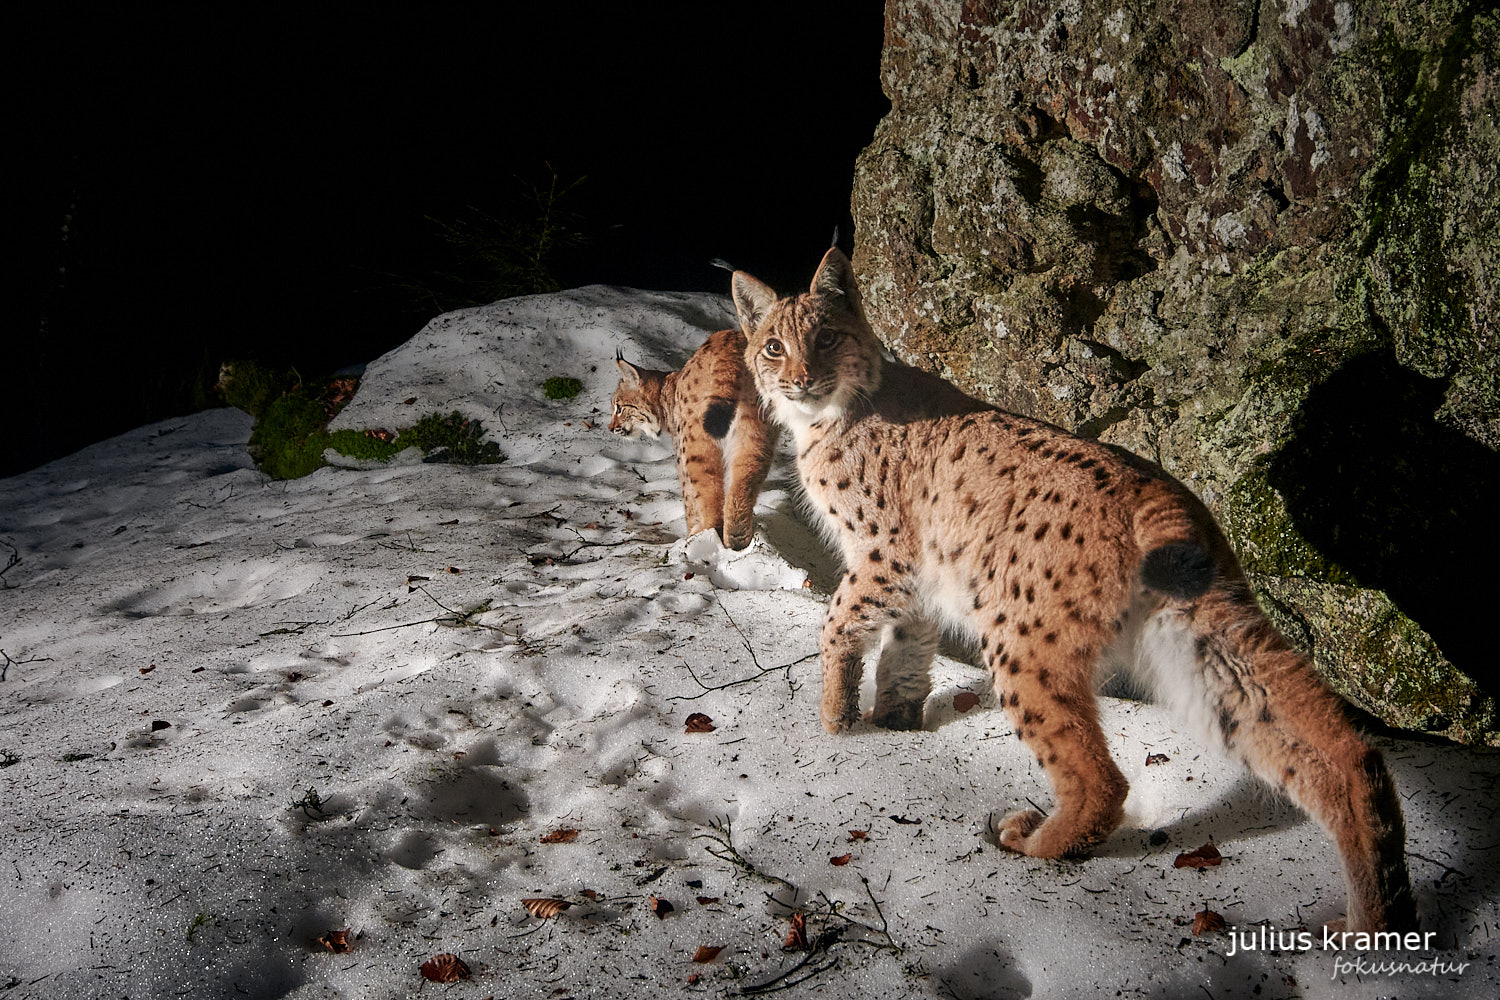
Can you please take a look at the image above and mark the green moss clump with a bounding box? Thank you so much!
[322,428,405,463]
[249,390,337,480]
[399,411,504,466]
[541,376,584,400]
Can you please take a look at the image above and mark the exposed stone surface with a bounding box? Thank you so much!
[852,0,1498,744]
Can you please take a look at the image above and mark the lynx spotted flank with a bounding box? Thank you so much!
[729,248,1416,934]
[610,329,775,550]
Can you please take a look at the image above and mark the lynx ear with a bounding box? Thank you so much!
[811,247,865,318]
[731,271,778,337]
[615,352,642,387]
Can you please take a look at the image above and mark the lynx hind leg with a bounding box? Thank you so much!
[869,618,939,730]
[721,403,774,551]
[675,428,725,540]
[987,627,1128,858]
[1180,592,1417,932]
[821,564,915,733]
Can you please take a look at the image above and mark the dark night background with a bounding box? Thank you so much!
[11,7,888,477]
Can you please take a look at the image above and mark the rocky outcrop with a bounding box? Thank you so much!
[851,0,1498,744]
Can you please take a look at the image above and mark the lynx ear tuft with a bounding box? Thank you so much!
[731,271,778,337]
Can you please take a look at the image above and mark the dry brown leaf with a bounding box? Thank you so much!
[403,397,418,405]
[783,912,808,951]
[445,566,462,574]
[419,953,470,982]
[801,578,813,589]
[406,575,430,584]
[695,896,719,905]
[847,829,868,842]
[829,853,853,866]
[649,895,674,919]
[522,897,572,919]
[686,973,701,984]
[1145,752,1170,766]
[952,691,981,713]
[365,428,396,443]
[580,889,598,899]
[692,945,724,963]
[540,827,580,844]
[684,712,715,734]
[1193,909,1227,935]
[139,664,156,675]
[314,929,351,953]
[1173,843,1223,869]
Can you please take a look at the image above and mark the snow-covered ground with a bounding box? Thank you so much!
[1,286,1495,999]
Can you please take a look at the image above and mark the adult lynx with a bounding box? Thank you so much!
[610,328,775,550]
[730,248,1416,933]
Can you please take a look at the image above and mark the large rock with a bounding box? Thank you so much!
[852,0,1498,744]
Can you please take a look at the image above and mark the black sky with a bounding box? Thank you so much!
[11,7,889,476]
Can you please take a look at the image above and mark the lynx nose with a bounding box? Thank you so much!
[790,368,814,390]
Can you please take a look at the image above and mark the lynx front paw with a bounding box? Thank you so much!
[995,809,1048,855]
[822,708,860,734]
[722,522,754,551]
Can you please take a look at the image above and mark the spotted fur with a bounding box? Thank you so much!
[731,248,1416,933]
[610,329,775,550]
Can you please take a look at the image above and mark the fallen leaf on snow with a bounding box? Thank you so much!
[1193,909,1227,935]
[830,853,853,866]
[1173,843,1223,869]
[522,898,572,919]
[540,828,580,844]
[445,566,462,574]
[649,896,674,919]
[695,896,719,905]
[952,691,981,713]
[889,815,921,825]
[692,945,724,963]
[139,664,156,675]
[1145,753,1170,766]
[847,830,868,842]
[783,912,808,951]
[314,929,351,953]
[419,953,470,982]
[150,720,171,731]
[684,713,715,734]
[403,397,418,405]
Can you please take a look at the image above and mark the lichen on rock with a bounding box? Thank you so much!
[852,0,1499,744]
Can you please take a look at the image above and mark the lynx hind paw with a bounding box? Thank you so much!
[995,809,1047,855]
[867,702,924,731]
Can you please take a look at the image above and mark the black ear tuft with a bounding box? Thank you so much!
[829,226,840,251]
[1140,543,1215,600]
[709,258,736,272]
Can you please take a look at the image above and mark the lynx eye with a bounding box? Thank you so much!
[763,339,785,359]
[814,328,840,351]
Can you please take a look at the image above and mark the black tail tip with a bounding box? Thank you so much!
[1140,543,1215,600]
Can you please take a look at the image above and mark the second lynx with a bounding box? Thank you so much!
[610,329,774,550]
